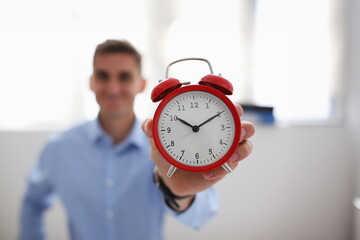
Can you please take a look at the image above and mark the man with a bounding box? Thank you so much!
[20,40,255,240]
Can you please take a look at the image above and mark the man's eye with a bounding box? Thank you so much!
[118,72,132,82]
[96,71,109,81]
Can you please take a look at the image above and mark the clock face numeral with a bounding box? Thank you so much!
[159,91,235,167]
[178,105,185,111]
[190,102,199,108]
[170,115,177,121]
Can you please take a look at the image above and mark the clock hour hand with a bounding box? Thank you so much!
[177,117,200,132]
[198,110,225,128]
[176,117,194,129]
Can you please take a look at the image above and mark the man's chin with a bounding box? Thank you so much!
[100,108,129,118]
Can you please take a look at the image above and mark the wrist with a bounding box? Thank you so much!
[153,168,195,211]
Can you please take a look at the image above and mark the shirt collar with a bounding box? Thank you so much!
[118,118,147,151]
[88,117,105,144]
[88,117,147,151]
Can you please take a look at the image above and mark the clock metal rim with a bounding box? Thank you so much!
[152,84,241,172]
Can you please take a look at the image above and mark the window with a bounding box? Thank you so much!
[0,0,147,130]
[164,0,247,105]
[252,0,343,124]
[0,0,344,130]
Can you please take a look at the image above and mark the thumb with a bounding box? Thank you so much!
[141,118,153,137]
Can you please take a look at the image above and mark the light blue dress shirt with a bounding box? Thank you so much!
[20,118,218,240]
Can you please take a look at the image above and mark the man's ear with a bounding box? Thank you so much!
[138,78,146,93]
[89,75,95,91]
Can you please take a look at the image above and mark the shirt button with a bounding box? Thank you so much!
[106,210,114,219]
[105,179,114,188]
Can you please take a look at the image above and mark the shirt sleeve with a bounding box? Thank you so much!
[19,142,56,240]
[164,187,218,229]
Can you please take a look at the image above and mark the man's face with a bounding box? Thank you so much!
[91,53,145,118]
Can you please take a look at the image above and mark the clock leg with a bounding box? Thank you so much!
[167,165,177,178]
[221,162,233,173]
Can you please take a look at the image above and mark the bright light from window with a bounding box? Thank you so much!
[0,0,343,130]
[0,0,147,130]
[165,0,246,103]
[253,0,339,123]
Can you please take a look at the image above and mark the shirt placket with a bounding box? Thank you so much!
[105,144,115,240]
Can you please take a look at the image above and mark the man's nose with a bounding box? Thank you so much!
[106,78,122,93]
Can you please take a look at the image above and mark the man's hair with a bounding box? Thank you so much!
[93,39,142,71]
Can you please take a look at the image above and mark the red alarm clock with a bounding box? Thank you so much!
[151,58,241,177]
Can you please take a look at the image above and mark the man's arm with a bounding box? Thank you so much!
[153,167,218,228]
[19,147,55,240]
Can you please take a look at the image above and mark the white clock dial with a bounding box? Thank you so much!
[158,90,236,167]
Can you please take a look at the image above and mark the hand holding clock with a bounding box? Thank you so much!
[142,104,255,211]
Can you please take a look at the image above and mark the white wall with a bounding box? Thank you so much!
[164,126,353,240]
[345,0,360,238]
[0,132,68,239]
[346,0,360,192]
[0,126,354,240]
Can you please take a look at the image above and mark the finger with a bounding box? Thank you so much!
[240,121,255,141]
[141,118,153,137]
[202,156,239,181]
[235,104,244,117]
[142,119,158,151]
[141,119,148,134]
[202,160,239,181]
[236,140,253,161]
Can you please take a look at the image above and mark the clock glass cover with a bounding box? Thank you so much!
[156,88,237,171]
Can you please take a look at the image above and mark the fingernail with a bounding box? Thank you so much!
[241,128,246,139]
[204,171,214,179]
[230,152,239,162]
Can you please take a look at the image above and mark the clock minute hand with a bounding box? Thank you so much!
[198,110,225,128]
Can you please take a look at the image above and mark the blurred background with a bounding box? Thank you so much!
[0,0,359,239]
